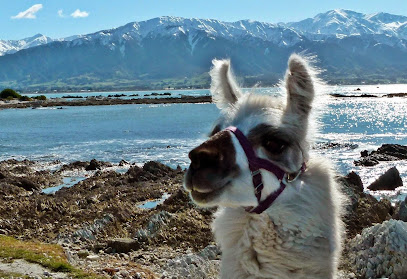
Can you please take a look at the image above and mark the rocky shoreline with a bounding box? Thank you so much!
[0,91,406,110]
[0,157,406,278]
[0,95,212,109]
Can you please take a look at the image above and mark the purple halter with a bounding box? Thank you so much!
[225,126,306,214]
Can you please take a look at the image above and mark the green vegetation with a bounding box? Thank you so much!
[0,88,21,99]
[33,95,47,100]
[0,88,47,101]
[19,95,32,101]
[0,235,100,278]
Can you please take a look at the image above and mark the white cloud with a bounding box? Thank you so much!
[11,4,43,19]
[71,9,89,18]
[58,9,65,18]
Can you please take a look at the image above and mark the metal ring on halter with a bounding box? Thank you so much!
[254,182,263,194]
[283,169,302,184]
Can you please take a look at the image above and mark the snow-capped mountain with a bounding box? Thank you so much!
[63,10,407,54]
[1,10,407,91]
[0,34,54,56]
[285,9,407,39]
[66,16,304,53]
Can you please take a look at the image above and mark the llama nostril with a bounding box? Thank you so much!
[189,147,220,170]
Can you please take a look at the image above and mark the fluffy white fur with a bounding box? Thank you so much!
[213,158,344,278]
[189,54,345,278]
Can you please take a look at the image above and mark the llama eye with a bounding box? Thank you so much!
[263,140,286,154]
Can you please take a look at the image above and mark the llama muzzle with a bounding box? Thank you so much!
[184,130,239,202]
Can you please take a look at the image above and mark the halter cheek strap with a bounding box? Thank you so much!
[225,126,306,214]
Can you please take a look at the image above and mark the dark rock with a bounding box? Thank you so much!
[354,144,407,166]
[59,161,88,172]
[376,144,407,160]
[14,178,41,191]
[367,167,403,191]
[0,172,5,179]
[86,159,102,171]
[119,160,129,166]
[85,159,112,171]
[107,238,140,253]
[354,157,379,166]
[143,161,173,177]
[339,172,392,237]
[345,172,364,193]
[360,150,369,157]
[384,93,407,97]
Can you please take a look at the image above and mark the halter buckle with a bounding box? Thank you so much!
[251,170,261,177]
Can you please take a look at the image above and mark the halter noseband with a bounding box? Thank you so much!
[225,126,306,214]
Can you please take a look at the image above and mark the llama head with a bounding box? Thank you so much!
[184,54,316,208]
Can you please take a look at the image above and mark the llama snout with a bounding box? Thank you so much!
[184,130,240,204]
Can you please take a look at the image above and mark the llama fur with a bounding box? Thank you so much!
[186,54,345,278]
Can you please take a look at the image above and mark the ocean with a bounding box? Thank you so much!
[1,84,407,201]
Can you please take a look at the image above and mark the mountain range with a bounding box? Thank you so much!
[1,9,407,92]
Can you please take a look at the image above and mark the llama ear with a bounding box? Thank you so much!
[210,59,242,109]
[284,54,315,118]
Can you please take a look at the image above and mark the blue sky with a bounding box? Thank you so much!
[2,0,407,40]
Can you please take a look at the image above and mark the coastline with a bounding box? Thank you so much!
[0,95,212,109]
[0,157,406,278]
[1,92,406,110]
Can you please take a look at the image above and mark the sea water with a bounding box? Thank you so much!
[1,85,406,201]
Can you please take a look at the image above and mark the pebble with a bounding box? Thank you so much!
[86,254,100,261]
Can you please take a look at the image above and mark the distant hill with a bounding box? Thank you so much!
[1,9,407,92]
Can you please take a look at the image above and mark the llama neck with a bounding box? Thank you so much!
[263,157,339,240]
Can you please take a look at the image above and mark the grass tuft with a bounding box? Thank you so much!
[0,235,102,278]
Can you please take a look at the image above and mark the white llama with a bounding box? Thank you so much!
[184,54,345,279]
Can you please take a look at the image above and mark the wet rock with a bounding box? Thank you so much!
[360,150,369,157]
[367,167,403,191]
[385,92,407,97]
[346,220,407,278]
[376,144,407,159]
[314,142,358,150]
[59,161,89,172]
[86,159,112,171]
[119,160,129,166]
[355,144,407,166]
[107,238,140,253]
[354,157,379,166]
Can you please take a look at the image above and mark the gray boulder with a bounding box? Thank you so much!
[347,220,407,278]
